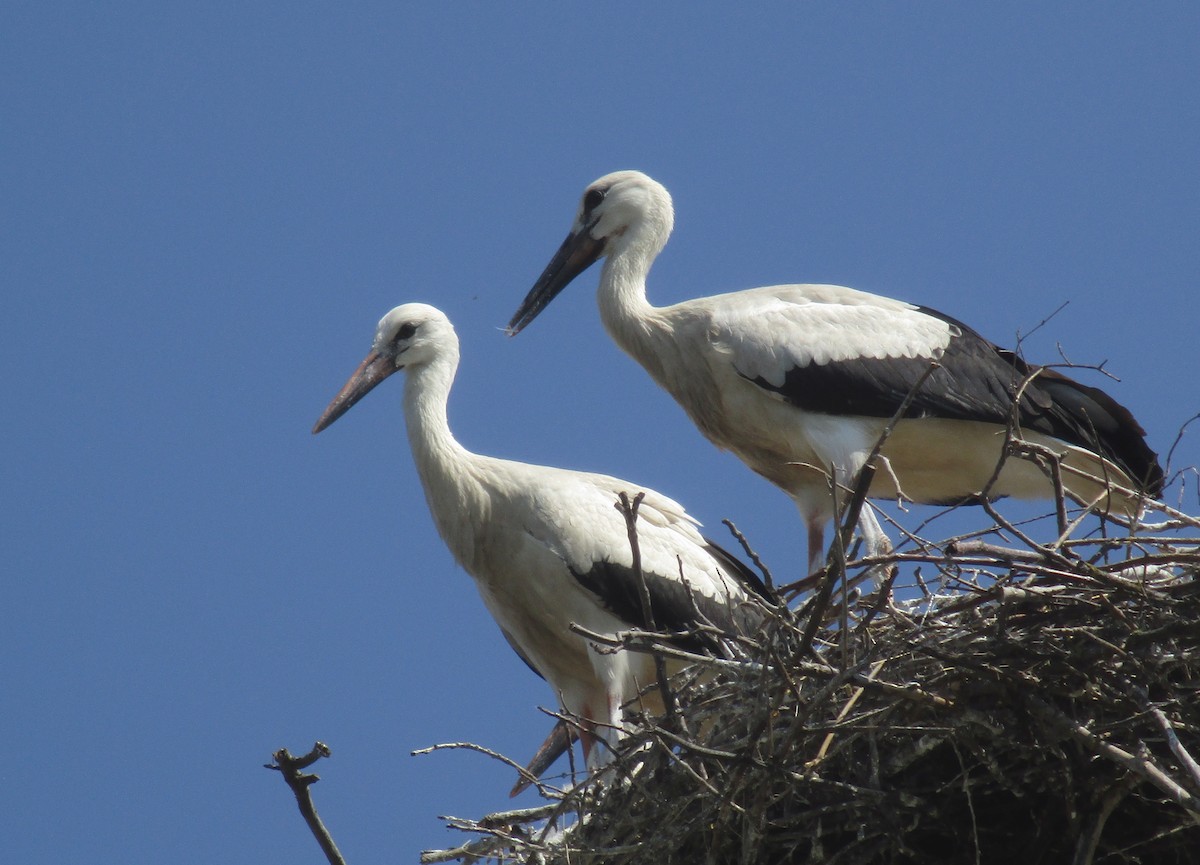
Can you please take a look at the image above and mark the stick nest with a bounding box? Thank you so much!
[424,504,1200,865]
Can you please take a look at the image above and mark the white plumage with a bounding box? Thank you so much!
[508,171,1163,573]
[313,302,769,777]
[707,285,955,376]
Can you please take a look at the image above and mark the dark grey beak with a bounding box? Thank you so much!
[312,350,399,434]
[507,227,606,335]
[509,719,575,797]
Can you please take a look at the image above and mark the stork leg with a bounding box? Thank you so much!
[805,518,825,576]
[577,700,599,765]
[573,694,623,772]
[587,690,624,771]
[857,506,892,560]
[580,728,597,761]
[799,497,893,592]
[854,505,893,596]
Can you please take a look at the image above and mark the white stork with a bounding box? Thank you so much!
[507,171,1164,573]
[313,302,771,781]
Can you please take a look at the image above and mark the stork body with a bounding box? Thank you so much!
[508,171,1164,573]
[313,303,769,770]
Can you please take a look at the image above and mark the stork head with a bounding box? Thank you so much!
[507,170,674,334]
[313,303,455,433]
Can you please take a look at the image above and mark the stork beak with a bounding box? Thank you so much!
[509,719,576,797]
[506,227,606,335]
[312,350,399,434]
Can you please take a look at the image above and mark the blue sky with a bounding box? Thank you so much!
[3,3,1198,862]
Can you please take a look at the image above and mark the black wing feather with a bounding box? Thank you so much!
[747,305,1163,495]
[569,541,769,655]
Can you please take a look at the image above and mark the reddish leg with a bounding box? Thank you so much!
[578,701,596,762]
[807,519,825,575]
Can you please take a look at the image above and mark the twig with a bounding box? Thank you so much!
[1163,412,1200,482]
[420,836,505,864]
[796,468,851,659]
[1071,781,1132,865]
[616,492,652,630]
[616,491,679,730]
[1026,696,1200,814]
[1150,707,1200,791]
[1010,439,1069,541]
[265,742,347,865]
[951,740,982,865]
[805,659,887,771]
[980,497,1073,569]
[797,362,940,658]
[722,518,776,596]
[1014,300,1070,346]
[412,741,562,799]
[567,623,762,673]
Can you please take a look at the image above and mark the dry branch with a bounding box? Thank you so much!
[266,742,347,865]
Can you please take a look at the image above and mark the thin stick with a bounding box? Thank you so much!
[1071,781,1132,865]
[412,741,560,799]
[617,491,679,727]
[266,742,347,865]
[617,492,653,629]
[1150,707,1200,791]
[1027,697,1200,814]
[805,659,887,771]
[722,518,776,595]
[797,363,940,656]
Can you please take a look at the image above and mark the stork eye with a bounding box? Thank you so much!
[396,322,418,341]
[583,188,606,211]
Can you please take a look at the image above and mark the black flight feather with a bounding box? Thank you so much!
[746,306,1162,496]
[568,537,769,656]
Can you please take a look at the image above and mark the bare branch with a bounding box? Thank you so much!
[615,491,679,730]
[266,742,346,865]
[1026,696,1200,814]
[722,518,776,596]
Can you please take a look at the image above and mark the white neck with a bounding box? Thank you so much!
[401,351,487,562]
[597,230,673,385]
